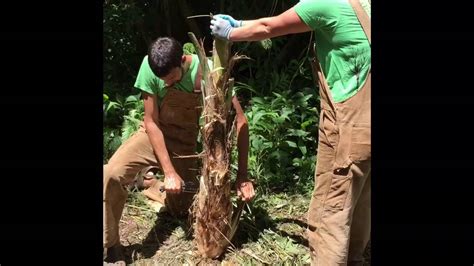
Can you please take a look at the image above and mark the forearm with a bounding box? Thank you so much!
[229,8,311,42]
[240,19,258,27]
[236,118,249,180]
[144,121,175,175]
[230,17,275,41]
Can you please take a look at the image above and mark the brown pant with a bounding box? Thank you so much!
[104,88,201,248]
[103,126,198,248]
[307,73,371,266]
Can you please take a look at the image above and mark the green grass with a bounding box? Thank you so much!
[118,190,370,265]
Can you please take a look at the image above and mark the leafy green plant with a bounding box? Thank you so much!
[103,92,144,160]
[183,42,196,55]
[245,88,318,193]
[104,127,122,163]
[120,93,144,142]
[104,92,142,124]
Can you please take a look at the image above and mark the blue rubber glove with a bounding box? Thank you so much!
[210,16,234,40]
[214,14,242,27]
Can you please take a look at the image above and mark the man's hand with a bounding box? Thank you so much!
[164,171,184,194]
[235,177,255,202]
[214,14,242,27]
[210,16,234,40]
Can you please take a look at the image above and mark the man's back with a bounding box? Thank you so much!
[294,0,371,102]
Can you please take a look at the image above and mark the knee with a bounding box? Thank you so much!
[103,165,129,201]
[103,164,126,186]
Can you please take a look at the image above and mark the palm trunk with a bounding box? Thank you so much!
[188,33,238,258]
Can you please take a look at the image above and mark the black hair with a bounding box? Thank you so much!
[147,37,183,77]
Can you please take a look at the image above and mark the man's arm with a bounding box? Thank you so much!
[229,8,312,41]
[232,96,255,202]
[142,92,183,193]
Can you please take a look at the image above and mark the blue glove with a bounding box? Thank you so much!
[214,14,242,27]
[210,16,234,40]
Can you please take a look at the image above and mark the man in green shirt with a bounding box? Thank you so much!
[103,37,255,264]
[211,0,371,264]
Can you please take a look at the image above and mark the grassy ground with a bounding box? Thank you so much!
[117,189,370,265]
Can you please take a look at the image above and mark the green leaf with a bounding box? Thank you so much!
[259,38,272,50]
[271,92,282,99]
[272,116,286,124]
[183,42,196,55]
[251,97,264,105]
[301,120,313,130]
[292,157,302,167]
[125,95,138,103]
[251,138,263,150]
[252,112,266,124]
[302,94,313,102]
[298,143,307,155]
[106,101,118,113]
[285,141,297,148]
[280,107,293,121]
[288,129,309,137]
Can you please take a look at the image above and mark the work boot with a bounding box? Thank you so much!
[103,244,125,265]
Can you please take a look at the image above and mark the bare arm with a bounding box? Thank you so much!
[232,96,255,201]
[232,96,249,180]
[230,8,312,42]
[143,92,183,193]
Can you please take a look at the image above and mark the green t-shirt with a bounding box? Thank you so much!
[134,54,211,102]
[294,0,371,102]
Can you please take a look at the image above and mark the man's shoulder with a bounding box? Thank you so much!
[140,55,148,64]
[138,55,151,71]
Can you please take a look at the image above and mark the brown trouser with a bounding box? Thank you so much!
[307,56,371,265]
[103,88,201,248]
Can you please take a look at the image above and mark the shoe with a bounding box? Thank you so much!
[103,244,125,265]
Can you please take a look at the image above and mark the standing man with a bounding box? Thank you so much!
[211,0,371,264]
